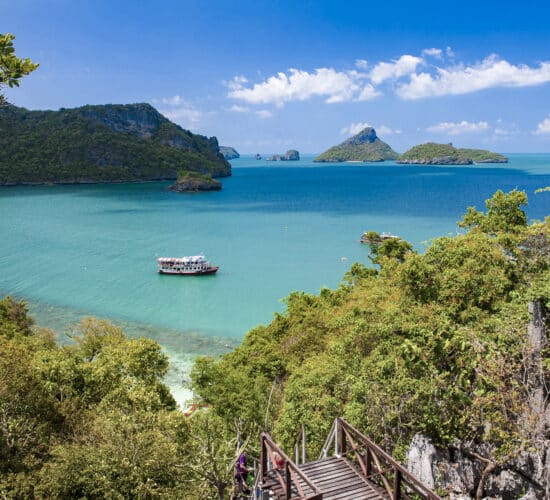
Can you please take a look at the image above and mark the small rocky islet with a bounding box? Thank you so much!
[219,146,240,160]
[168,170,222,192]
[266,149,300,161]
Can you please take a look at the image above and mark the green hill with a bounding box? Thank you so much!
[0,103,231,184]
[314,127,399,162]
[398,142,507,165]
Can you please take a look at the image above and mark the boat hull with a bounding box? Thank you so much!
[158,266,219,276]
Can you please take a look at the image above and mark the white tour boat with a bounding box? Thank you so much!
[157,255,219,275]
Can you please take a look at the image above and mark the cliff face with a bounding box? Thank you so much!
[314,127,399,162]
[0,103,231,184]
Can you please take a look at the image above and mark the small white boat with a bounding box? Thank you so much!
[157,255,219,275]
[360,232,401,244]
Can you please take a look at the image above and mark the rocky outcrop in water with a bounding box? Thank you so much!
[219,146,240,160]
[266,149,300,161]
[168,170,222,192]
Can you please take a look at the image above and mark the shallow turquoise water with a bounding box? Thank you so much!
[1,154,549,402]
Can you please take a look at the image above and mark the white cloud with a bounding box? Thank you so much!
[355,59,369,69]
[369,55,424,85]
[153,95,203,129]
[225,75,248,91]
[340,122,372,136]
[340,122,400,136]
[377,125,401,135]
[397,55,550,99]
[255,109,273,119]
[228,67,362,105]
[427,120,489,135]
[422,48,443,59]
[446,47,455,58]
[535,115,550,134]
[357,84,381,101]
[228,104,250,113]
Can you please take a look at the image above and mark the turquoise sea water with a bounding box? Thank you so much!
[1,154,549,403]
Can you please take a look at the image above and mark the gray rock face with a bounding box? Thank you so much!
[406,301,549,499]
[168,177,221,192]
[79,103,166,139]
[406,436,550,498]
[219,146,240,160]
[398,156,473,165]
[266,149,300,161]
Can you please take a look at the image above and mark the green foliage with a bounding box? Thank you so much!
[0,309,207,498]
[0,103,231,184]
[0,33,39,105]
[456,148,508,163]
[458,189,528,234]
[191,189,548,472]
[0,296,34,338]
[399,142,507,164]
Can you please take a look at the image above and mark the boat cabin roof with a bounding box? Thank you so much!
[158,255,207,264]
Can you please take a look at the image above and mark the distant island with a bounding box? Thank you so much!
[314,127,399,162]
[266,149,300,161]
[398,142,508,165]
[0,103,231,185]
[168,170,221,192]
[219,146,240,160]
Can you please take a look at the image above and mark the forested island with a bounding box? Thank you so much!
[0,103,231,185]
[315,127,399,162]
[398,143,508,165]
[1,189,548,498]
[314,128,508,165]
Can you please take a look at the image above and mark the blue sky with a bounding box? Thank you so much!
[4,0,550,153]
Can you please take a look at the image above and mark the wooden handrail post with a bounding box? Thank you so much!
[340,424,346,456]
[261,434,267,481]
[365,447,372,476]
[285,461,291,500]
[393,468,402,500]
[334,418,339,456]
[301,425,306,464]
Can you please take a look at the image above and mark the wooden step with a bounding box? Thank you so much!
[262,456,388,499]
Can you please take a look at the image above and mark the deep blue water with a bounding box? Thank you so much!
[1,154,549,403]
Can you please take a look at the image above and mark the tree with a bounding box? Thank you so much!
[0,33,38,105]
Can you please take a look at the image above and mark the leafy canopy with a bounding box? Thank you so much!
[0,33,38,105]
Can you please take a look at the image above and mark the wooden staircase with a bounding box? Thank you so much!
[258,418,440,500]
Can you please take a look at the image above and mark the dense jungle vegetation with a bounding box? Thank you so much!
[1,189,548,498]
[0,103,231,184]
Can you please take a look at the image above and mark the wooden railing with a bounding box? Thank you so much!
[261,432,322,500]
[294,424,307,465]
[320,418,440,500]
